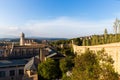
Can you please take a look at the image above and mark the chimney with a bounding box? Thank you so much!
[40,48,44,62]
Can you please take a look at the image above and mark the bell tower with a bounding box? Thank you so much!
[20,32,25,46]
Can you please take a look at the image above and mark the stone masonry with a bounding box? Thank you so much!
[72,42,120,74]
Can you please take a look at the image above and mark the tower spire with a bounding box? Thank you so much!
[20,32,25,46]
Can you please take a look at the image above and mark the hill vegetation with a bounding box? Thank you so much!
[38,26,120,80]
[73,30,120,46]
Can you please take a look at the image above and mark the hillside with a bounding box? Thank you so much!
[72,33,120,46]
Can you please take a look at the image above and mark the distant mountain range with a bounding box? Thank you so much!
[0,37,68,42]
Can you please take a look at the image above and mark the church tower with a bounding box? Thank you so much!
[20,32,25,46]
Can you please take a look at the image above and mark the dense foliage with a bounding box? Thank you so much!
[38,34,119,80]
[70,49,119,80]
[60,56,74,74]
[73,33,120,46]
[38,58,60,80]
[71,49,100,80]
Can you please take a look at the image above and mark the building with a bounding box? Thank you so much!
[0,56,40,80]
[0,59,28,80]
[23,57,39,80]
[0,33,64,80]
[0,47,64,80]
[20,32,25,46]
[20,32,37,46]
[40,47,65,62]
[0,45,40,60]
[8,45,40,59]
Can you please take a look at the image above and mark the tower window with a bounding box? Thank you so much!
[9,70,15,76]
[0,71,5,77]
[19,69,24,75]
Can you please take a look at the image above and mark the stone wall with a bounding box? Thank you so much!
[72,42,120,74]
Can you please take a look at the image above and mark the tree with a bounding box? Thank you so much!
[104,28,108,43]
[104,28,108,35]
[38,58,59,80]
[71,49,100,80]
[70,49,119,80]
[60,56,74,74]
[73,38,82,46]
[82,39,86,46]
[97,49,119,80]
[91,35,99,45]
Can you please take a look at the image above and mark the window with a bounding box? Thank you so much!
[0,71,5,77]
[19,69,24,75]
[9,70,15,76]
[30,70,35,75]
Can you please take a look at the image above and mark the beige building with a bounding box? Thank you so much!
[0,33,64,80]
[0,56,40,80]
[0,59,27,80]
[23,57,39,80]
[0,45,40,60]
[20,32,37,46]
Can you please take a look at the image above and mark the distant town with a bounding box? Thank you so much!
[1,19,120,80]
[1,0,120,80]
[0,32,65,80]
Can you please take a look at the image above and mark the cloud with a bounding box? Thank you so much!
[0,26,20,37]
[0,17,115,38]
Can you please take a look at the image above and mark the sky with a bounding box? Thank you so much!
[0,0,120,38]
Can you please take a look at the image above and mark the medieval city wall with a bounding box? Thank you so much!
[72,42,120,74]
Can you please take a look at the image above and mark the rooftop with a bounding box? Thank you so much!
[24,57,40,71]
[0,59,29,68]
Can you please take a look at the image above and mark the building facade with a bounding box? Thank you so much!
[0,32,64,80]
[20,32,37,46]
[0,59,28,80]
